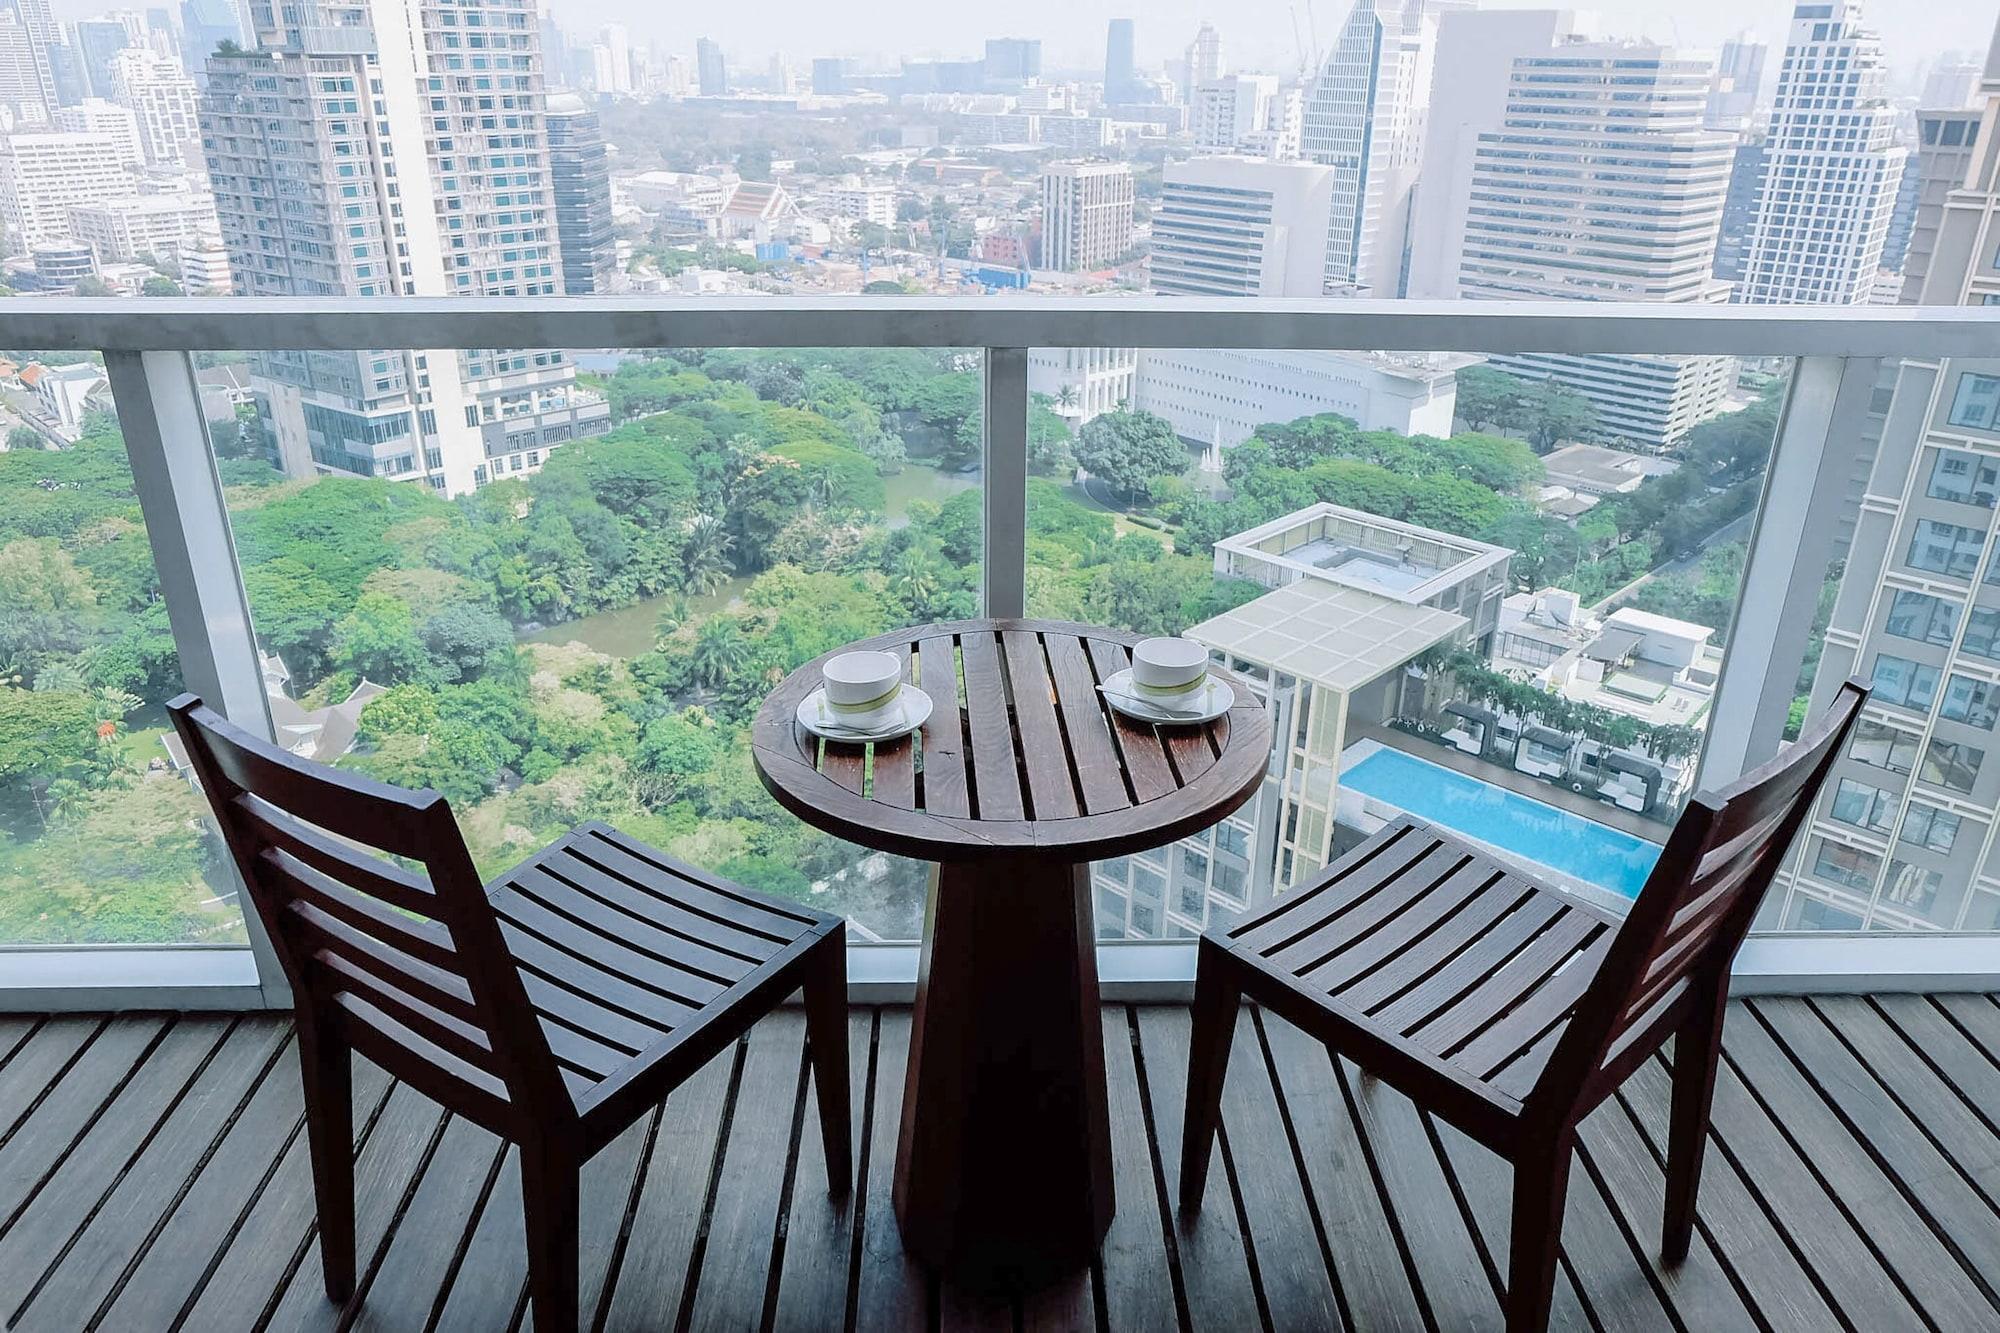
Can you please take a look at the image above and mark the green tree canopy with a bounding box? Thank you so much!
[1075,410,1188,503]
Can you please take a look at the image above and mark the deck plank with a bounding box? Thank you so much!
[0,1000,1994,1331]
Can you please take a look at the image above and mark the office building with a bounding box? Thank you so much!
[1457,44,1738,450]
[54,97,143,166]
[73,17,129,99]
[545,93,615,295]
[1706,35,1767,132]
[1713,136,1768,285]
[1738,2,1907,306]
[596,24,629,95]
[201,0,607,497]
[1149,155,1336,298]
[108,49,199,168]
[1923,60,1983,110]
[1894,107,1986,303]
[1134,347,1465,452]
[0,11,50,126]
[1404,7,1573,300]
[1028,347,1135,427]
[1774,39,2000,932]
[1182,22,1221,96]
[1,0,56,116]
[178,0,240,87]
[696,37,726,96]
[68,190,216,262]
[1190,73,1296,157]
[1039,160,1132,272]
[1103,18,1137,105]
[811,57,847,95]
[983,38,1039,86]
[0,132,133,250]
[1299,0,1455,297]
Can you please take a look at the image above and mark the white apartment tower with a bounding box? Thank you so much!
[107,49,199,168]
[1191,74,1300,160]
[1737,2,1907,305]
[1039,160,1133,271]
[1299,0,1458,297]
[1772,26,2000,934]
[1149,155,1337,298]
[1457,44,1739,450]
[201,0,607,497]
[1182,22,1222,97]
[0,132,133,249]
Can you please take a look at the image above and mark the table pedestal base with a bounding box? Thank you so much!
[892,857,1114,1285]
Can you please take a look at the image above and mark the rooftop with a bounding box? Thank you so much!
[1215,502,1512,605]
[1188,578,1467,692]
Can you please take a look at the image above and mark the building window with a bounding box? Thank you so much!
[1963,606,2000,661]
[1830,778,1897,833]
[1810,840,1881,891]
[1906,519,1986,579]
[1884,589,1960,646]
[1939,674,2000,730]
[1921,739,1984,795]
[1849,718,1918,774]
[1927,448,2000,508]
[1869,654,1940,712]
[1881,860,1944,914]
[1900,802,1962,855]
[1948,372,2000,432]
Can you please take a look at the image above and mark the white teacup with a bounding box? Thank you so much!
[1131,637,1209,702]
[822,650,903,728]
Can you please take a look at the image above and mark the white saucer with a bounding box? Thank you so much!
[797,685,933,742]
[1098,669,1234,725]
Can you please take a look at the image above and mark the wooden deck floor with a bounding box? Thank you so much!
[1,997,1999,1331]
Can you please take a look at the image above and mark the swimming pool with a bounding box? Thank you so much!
[1340,746,1661,898]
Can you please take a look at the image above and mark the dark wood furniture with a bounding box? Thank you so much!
[1180,678,1868,1333]
[167,694,852,1332]
[752,617,1271,1285]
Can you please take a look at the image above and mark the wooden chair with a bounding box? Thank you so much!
[168,695,851,1330]
[1180,679,1867,1332]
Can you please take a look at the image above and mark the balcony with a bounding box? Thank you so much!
[0,296,1997,1002]
[2,995,1997,1329]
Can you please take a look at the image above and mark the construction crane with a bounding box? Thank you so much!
[1291,1,1319,79]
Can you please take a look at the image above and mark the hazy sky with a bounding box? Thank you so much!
[548,1,1998,82]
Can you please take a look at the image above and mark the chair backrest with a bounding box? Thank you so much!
[1530,677,1869,1122]
[169,694,565,1135]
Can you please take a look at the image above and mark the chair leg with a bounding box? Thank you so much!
[520,1139,580,1333]
[1663,983,1728,1264]
[1178,945,1240,1213]
[1507,1136,1573,1333]
[803,934,853,1197]
[296,1015,354,1304]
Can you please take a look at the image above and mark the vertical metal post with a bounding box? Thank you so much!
[1698,355,1879,788]
[982,346,1030,619]
[107,348,288,1001]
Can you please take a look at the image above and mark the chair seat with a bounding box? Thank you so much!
[1214,817,1621,1133]
[482,821,842,1128]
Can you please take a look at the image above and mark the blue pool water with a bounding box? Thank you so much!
[1341,747,1661,898]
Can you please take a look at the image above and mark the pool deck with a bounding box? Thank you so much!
[1349,723,1666,842]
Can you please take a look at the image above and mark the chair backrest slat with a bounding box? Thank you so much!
[1530,678,1869,1120]
[170,694,569,1133]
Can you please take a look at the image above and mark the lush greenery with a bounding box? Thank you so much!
[1429,648,1706,765]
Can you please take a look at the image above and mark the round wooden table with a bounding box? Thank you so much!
[751,618,1270,1285]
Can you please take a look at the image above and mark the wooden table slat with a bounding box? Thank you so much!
[916,635,971,819]
[1000,628,1081,820]
[959,629,1026,821]
[1044,634,1132,816]
[872,645,918,810]
[1083,637,1179,804]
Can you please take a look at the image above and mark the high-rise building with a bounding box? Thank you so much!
[1713,136,1767,284]
[1895,107,1986,303]
[53,97,143,166]
[108,48,199,167]
[1457,43,1737,450]
[1404,6,1573,300]
[1190,73,1285,156]
[1182,22,1221,97]
[1039,160,1133,271]
[1738,1,1907,306]
[1706,35,1767,132]
[178,0,240,86]
[1103,18,1136,105]
[0,12,52,126]
[201,0,607,497]
[1,0,58,117]
[0,132,133,250]
[68,190,217,262]
[1771,29,2000,934]
[811,57,848,95]
[73,17,130,99]
[545,93,615,296]
[983,37,1039,86]
[695,37,726,96]
[1149,155,1336,298]
[1299,0,1457,297]
[598,24,629,95]
[1923,59,1984,110]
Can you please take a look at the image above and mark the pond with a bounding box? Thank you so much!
[518,462,981,659]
